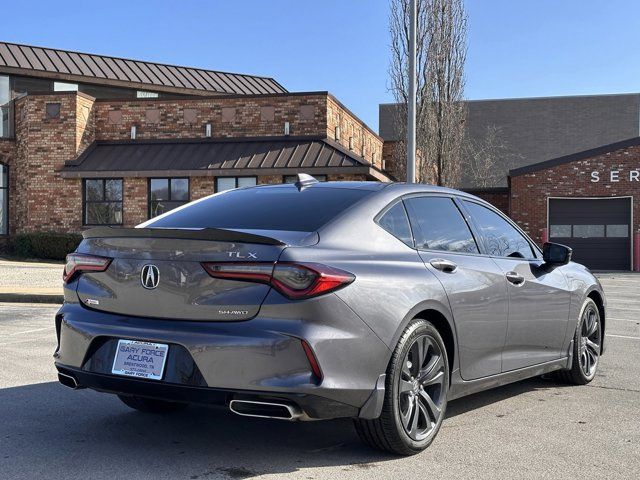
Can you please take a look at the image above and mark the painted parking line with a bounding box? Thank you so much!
[606,334,640,341]
[6,326,52,336]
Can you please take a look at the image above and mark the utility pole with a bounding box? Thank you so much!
[406,0,417,183]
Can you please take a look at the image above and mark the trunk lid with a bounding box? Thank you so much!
[73,228,309,321]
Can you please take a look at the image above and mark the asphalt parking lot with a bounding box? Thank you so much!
[1,273,639,480]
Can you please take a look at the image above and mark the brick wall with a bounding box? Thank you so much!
[326,96,383,169]
[510,144,640,244]
[11,94,86,233]
[7,91,381,235]
[465,189,510,215]
[94,92,383,170]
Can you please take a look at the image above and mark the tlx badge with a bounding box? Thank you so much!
[227,252,258,259]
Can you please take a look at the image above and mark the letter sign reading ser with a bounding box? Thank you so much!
[590,169,640,183]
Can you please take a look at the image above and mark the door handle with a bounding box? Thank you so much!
[430,258,458,273]
[506,271,525,286]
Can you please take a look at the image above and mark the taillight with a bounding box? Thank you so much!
[201,262,354,300]
[63,253,112,283]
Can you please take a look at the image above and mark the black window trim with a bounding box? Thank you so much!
[82,178,124,227]
[457,197,542,261]
[148,177,190,219]
[214,176,258,193]
[0,161,8,236]
[374,198,415,248]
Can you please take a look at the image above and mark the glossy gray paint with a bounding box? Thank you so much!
[54,182,605,420]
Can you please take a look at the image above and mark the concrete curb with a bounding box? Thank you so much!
[0,293,63,304]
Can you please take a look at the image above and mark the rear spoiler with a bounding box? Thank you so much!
[82,227,285,246]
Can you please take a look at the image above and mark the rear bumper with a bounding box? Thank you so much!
[55,365,358,419]
[54,295,390,419]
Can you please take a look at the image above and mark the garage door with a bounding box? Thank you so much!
[548,197,631,270]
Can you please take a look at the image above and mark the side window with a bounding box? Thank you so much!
[404,197,479,254]
[463,200,534,258]
[377,202,413,247]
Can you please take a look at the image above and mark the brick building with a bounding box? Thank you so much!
[380,95,640,270]
[0,41,389,245]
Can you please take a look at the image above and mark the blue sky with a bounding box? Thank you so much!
[3,1,640,131]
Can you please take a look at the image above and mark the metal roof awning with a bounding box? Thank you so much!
[0,41,286,96]
[60,136,391,181]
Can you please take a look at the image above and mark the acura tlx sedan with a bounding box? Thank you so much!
[54,176,606,455]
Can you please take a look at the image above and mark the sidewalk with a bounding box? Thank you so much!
[0,258,64,304]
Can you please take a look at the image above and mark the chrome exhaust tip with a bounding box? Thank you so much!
[58,372,80,389]
[229,399,304,421]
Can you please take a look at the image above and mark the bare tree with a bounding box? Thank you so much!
[389,0,467,186]
[463,125,521,187]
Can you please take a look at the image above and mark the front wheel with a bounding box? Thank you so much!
[354,319,449,455]
[557,297,602,385]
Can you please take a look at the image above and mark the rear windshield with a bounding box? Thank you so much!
[145,185,373,232]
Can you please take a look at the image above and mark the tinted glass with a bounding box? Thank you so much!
[150,179,169,200]
[463,201,534,258]
[85,179,104,201]
[147,186,373,232]
[150,178,190,218]
[171,178,189,200]
[404,197,478,254]
[573,224,604,238]
[84,179,123,225]
[607,224,628,238]
[0,75,8,138]
[216,177,237,192]
[0,163,6,235]
[105,179,123,201]
[378,202,413,247]
[237,177,257,188]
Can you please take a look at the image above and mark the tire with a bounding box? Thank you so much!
[118,395,189,414]
[556,298,602,385]
[354,319,449,455]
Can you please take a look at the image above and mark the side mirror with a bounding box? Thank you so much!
[543,242,572,265]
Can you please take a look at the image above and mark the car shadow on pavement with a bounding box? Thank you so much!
[1,377,564,479]
[445,375,568,418]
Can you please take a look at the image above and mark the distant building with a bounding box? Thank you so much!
[0,41,388,242]
[380,95,640,270]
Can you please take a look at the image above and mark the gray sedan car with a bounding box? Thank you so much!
[54,178,606,455]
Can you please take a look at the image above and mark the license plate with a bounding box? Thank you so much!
[111,339,169,381]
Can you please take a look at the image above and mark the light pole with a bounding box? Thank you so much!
[406,0,417,183]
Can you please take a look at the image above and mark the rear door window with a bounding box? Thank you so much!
[377,202,413,247]
[462,200,535,259]
[404,196,479,254]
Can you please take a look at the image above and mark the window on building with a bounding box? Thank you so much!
[283,175,327,183]
[53,82,78,92]
[137,91,159,98]
[216,177,257,192]
[404,197,479,254]
[550,224,571,238]
[377,201,413,247]
[463,200,534,258]
[0,75,9,138]
[84,179,123,225]
[572,224,605,238]
[0,163,7,235]
[149,178,189,218]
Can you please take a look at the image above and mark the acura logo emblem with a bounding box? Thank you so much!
[141,264,160,290]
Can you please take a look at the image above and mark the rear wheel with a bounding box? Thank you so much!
[354,319,449,455]
[557,298,602,385]
[118,395,189,414]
